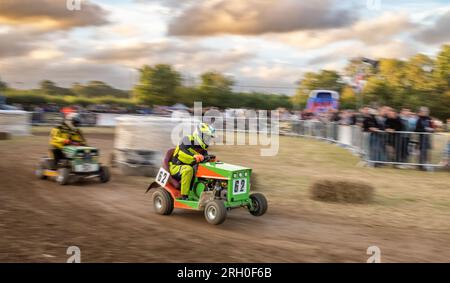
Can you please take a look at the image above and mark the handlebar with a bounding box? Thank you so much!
[202,155,216,163]
[65,142,86,146]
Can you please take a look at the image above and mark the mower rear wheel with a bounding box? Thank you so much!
[204,200,227,225]
[35,162,47,180]
[99,166,110,183]
[56,168,70,185]
[249,193,268,216]
[152,188,174,215]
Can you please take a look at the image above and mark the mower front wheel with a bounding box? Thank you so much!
[56,168,70,185]
[99,166,110,183]
[248,193,268,216]
[152,188,174,215]
[204,200,227,225]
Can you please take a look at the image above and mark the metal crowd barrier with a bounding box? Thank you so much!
[285,120,448,169]
[26,112,449,169]
[360,131,448,167]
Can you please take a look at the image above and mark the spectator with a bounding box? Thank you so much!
[385,109,404,163]
[373,106,389,163]
[415,107,434,170]
[399,108,413,163]
[329,109,340,123]
[362,107,383,166]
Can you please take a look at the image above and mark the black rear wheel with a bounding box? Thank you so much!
[99,166,110,183]
[56,168,70,185]
[249,193,268,216]
[152,188,174,215]
[35,161,47,180]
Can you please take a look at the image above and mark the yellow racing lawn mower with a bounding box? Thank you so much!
[36,145,110,185]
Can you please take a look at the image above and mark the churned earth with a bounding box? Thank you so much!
[1,127,449,262]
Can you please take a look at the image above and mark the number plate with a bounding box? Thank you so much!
[74,163,99,173]
[155,167,170,187]
[232,178,247,195]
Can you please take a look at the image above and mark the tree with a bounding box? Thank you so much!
[39,80,74,96]
[362,77,392,107]
[343,57,377,80]
[71,81,129,98]
[340,86,357,109]
[431,45,450,119]
[430,91,450,120]
[134,64,181,106]
[0,77,7,91]
[433,44,450,91]
[39,80,58,96]
[199,71,234,93]
[198,71,234,107]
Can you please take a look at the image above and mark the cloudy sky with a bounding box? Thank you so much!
[0,0,449,94]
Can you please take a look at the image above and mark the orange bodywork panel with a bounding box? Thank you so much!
[196,165,227,179]
[163,183,193,209]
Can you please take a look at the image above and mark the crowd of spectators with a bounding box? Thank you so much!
[277,106,448,169]
[360,106,436,169]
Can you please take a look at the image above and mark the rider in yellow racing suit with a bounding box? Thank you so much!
[170,123,215,200]
[49,113,86,167]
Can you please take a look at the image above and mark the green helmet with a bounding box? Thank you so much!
[193,122,216,150]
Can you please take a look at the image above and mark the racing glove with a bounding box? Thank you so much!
[194,154,204,163]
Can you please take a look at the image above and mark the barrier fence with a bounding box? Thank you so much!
[285,120,448,169]
[25,112,450,169]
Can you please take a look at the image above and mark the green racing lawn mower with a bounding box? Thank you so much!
[146,148,268,225]
[36,145,110,185]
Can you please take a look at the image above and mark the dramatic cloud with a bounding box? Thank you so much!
[307,40,418,68]
[415,10,450,44]
[167,0,357,36]
[0,56,133,89]
[0,1,448,92]
[0,0,110,30]
[275,12,416,50]
[0,30,37,58]
[88,40,255,73]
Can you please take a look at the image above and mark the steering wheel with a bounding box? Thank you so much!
[202,155,216,163]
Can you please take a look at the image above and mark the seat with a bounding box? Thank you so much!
[163,148,181,190]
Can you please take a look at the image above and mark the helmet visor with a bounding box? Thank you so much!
[203,134,212,146]
[72,117,81,127]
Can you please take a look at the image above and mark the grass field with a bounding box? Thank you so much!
[212,134,450,231]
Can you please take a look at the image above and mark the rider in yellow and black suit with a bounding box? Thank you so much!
[170,123,216,200]
[49,113,86,167]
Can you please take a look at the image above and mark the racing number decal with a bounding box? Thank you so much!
[156,167,170,187]
[233,179,247,195]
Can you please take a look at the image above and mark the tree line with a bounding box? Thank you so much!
[0,44,449,119]
[133,65,292,110]
[293,44,450,120]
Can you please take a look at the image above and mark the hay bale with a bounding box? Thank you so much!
[0,132,10,140]
[311,180,374,204]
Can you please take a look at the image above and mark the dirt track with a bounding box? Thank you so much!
[1,131,450,262]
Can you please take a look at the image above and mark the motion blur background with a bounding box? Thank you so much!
[0,0,449,262]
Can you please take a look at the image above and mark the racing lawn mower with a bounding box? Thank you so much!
[36,145,110,185]
[146,148,268,225]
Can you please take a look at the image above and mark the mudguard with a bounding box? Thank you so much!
[145,181,160,193]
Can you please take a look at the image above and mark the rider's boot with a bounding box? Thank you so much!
[178,195,189,201]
